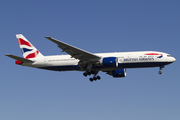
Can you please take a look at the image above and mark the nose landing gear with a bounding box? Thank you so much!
[158,66,164,75]
[158,71,162,74]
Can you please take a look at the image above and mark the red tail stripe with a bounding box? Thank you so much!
[25,50,39,59]
[17,38,33,47]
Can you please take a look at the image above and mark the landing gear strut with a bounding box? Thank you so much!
[158,66,164,75]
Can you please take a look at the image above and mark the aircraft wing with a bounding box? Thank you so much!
[5,54,34,62]
[45,37,101,61]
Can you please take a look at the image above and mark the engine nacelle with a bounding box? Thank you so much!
[112,68,126,78]
[101,57,118,67]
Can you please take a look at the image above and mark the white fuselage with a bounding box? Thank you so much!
[22,51,176,72]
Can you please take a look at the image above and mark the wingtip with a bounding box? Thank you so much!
[5,54,10,56]
[45,36,51,39]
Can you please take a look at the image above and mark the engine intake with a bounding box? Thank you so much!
[102,57,118,67]
[112,68,126,78]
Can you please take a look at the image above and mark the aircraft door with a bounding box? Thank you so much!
[118,57,124,63]
[44,58,48,65]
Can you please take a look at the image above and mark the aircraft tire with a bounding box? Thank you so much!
[90,78,93,82]
[93,77,97,81]
[87,72,91,75]
[97,76,101,80]
[158,71,162,74]
[83,72,87,77]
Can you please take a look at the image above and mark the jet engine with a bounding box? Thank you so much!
[98,57,118,67]
[107,68,126,78]
[113,68,126,77]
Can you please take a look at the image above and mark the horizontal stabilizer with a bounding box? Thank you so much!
[5,54,34,63]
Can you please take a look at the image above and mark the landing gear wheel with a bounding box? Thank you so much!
[158,66,164,75]
[158,71,162,74]
[87,72,91,75]
[89,78,93,82]
[97,76,101,80]
[83,72,87,77]
[93,77,97,81]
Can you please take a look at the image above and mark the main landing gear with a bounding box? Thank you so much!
[83,71,101,82]
[158,66,164,75]
[89,76,101,82]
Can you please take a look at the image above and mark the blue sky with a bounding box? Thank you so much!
[1,0,180,120]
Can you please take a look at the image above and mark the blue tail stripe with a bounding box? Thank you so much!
[22,48,33,53]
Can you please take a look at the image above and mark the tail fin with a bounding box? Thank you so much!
[16,34,43,59]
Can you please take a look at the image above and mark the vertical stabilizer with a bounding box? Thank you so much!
[16,34,43,59]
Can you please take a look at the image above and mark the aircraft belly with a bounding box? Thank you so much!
[119,62,171,68]
[38,61,172,72]
[38,65,81,71]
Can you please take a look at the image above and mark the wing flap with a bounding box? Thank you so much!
[45,37,101,61]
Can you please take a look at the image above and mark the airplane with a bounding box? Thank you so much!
[6,34,176,82]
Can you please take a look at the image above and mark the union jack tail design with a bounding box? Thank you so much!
[16,34,43,59]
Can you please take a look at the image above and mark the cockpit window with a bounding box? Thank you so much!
[167,55,171,57]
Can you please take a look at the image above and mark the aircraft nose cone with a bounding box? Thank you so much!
[171,57,176,62]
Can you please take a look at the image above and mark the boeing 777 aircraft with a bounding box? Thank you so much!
[6,34,176,82]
